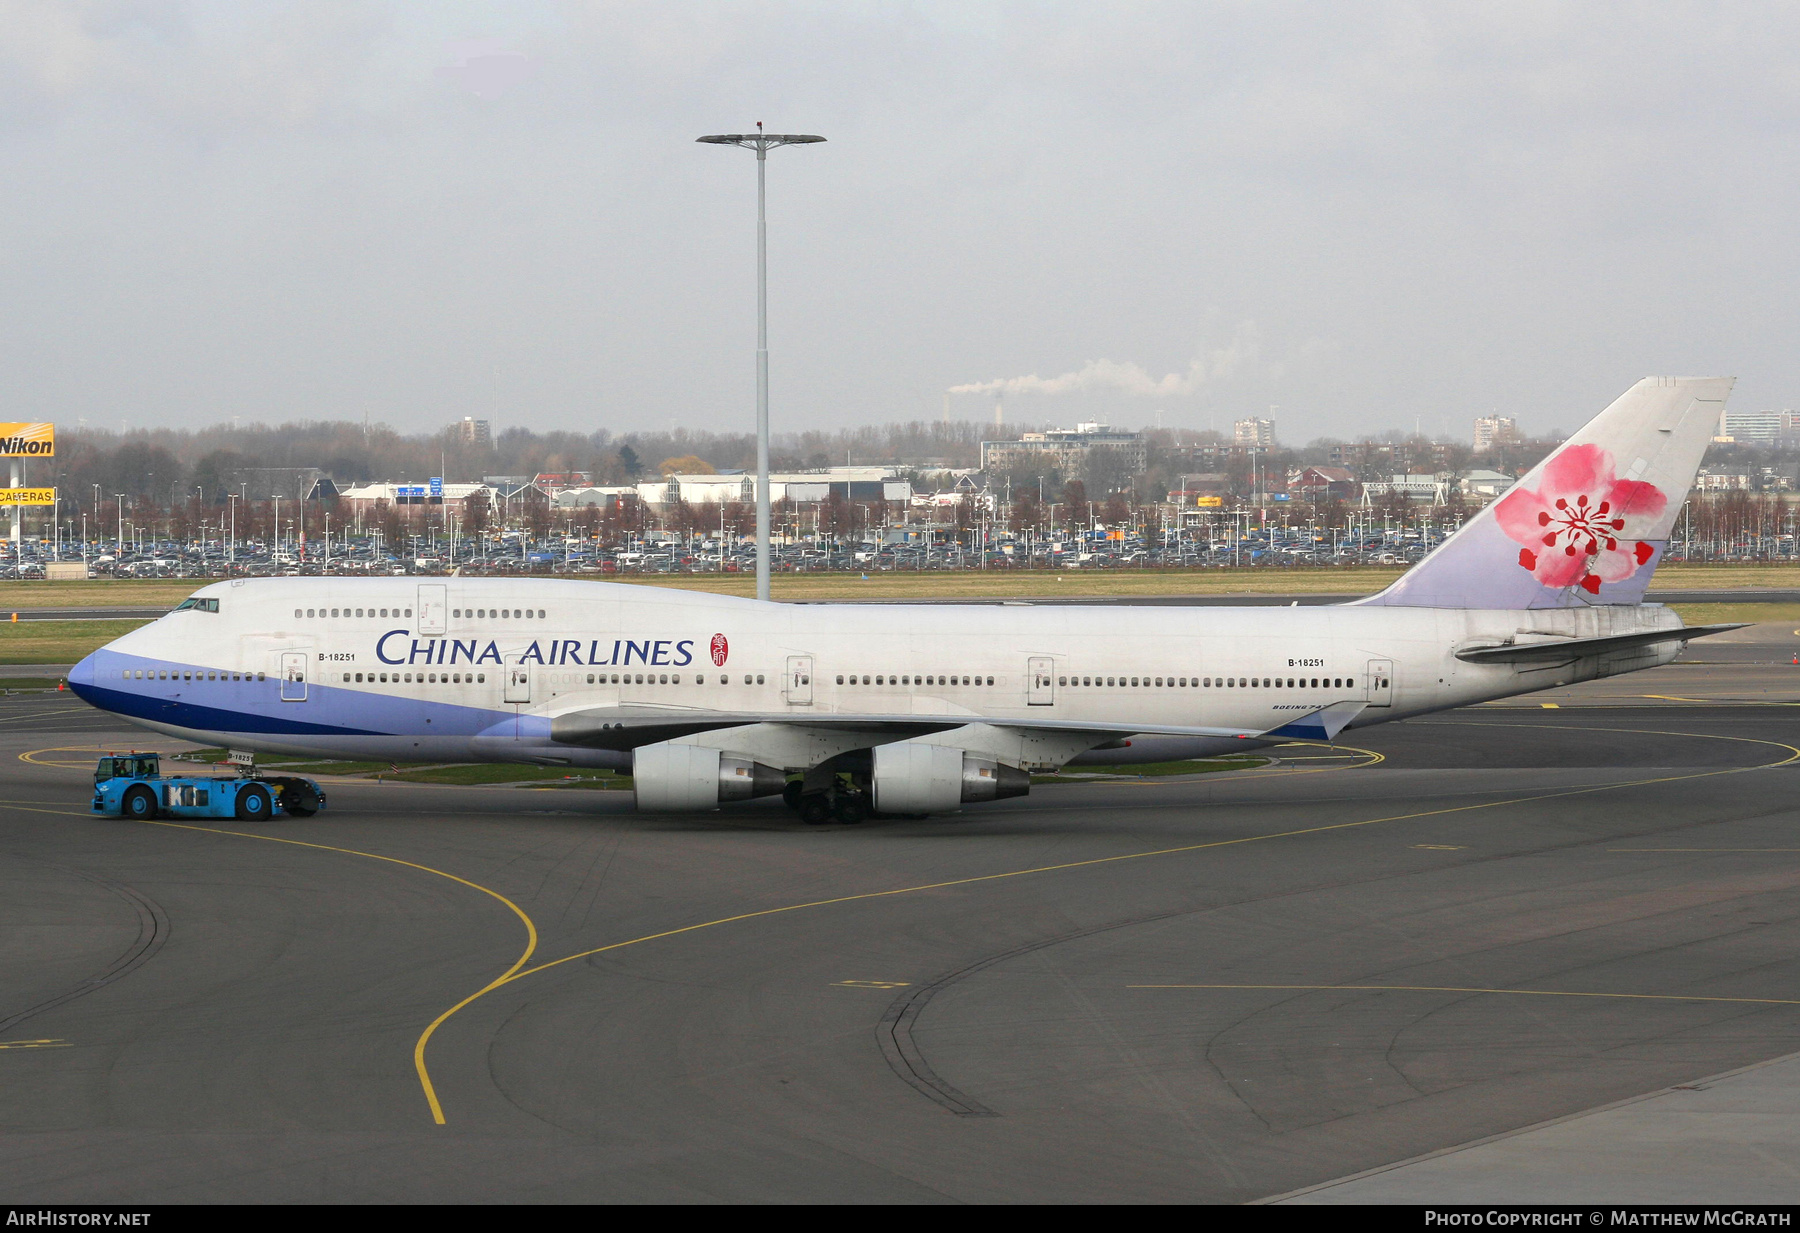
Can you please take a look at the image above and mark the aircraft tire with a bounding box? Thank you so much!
[121,785,157,820]
[798,795,833,826]
[235,784,272,822]
[832,796,867,825]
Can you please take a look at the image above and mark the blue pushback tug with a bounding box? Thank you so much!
[92,753,326,821]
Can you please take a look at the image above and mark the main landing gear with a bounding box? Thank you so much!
[783,778,870,826]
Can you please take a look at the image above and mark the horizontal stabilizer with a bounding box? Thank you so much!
[1454,623,1745,664]
[1263,700,1367,742]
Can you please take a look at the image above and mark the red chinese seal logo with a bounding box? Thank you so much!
[710,633,729,666]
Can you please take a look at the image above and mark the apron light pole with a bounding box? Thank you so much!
[697,124,825,602]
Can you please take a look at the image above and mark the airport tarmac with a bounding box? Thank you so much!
[2,626,1800,1203]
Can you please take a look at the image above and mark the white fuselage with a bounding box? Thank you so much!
[69,577,1685,771]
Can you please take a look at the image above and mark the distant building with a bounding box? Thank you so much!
[1364,474,1447,502]
[1719,409,1799,447]
[338,482,499,518]
[455,417,492,449]
[552,486,641,511]
[1163,442,1256,468]
[1473,415,1519,452]
[1289,466,1359,501]
[980,422,1148,476]
[1328,440,1456,474]
[1697,471,1752,491]
[637,467,911,510]
[1457,469,1515,502]
[531,472,593,494]
[1234,417,1276,450]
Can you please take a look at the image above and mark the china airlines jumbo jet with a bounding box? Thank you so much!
[69,377,1737,822]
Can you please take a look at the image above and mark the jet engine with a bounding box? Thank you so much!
[870,742,1031,815]
[633,742,786,812]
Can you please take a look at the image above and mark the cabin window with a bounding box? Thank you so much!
[427,673,436,683]
[295,609,303,618]
[756,674,765,684]
[537,609,545,618]
[453,609,460,618]
[659,674,669,684]
[306,609,315,618]
[256,672,265,682]
[477,674,486,683]
[342,673,350,682]
[405,609,412,617]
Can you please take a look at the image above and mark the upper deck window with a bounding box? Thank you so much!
[173,597,219,613]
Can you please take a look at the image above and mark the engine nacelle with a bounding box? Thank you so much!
[871,743,1031,815]
[633,743,786,812]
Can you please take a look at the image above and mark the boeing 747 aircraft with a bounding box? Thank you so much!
[69,377,1739,823]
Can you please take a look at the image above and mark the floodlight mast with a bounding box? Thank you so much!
[697,124,826,602]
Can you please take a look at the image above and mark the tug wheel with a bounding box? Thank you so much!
[121,785,158,820]
[235,784,272,821]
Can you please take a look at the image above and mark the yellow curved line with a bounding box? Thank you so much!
[136,819,540,1125]
[1126,983,1800,1006]
[20,743,183,766]
[0,801,538,1127]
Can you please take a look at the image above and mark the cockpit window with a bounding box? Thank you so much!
[173,597,220,613]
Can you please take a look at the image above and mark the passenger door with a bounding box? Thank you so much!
[279,651,308,702]
[1366,658,1394,707]
[417,584,447,636]
[504,665,532,704]
[784,655,814,705]
[1027,656,1055,705]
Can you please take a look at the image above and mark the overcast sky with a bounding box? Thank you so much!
[3,1,1797,445]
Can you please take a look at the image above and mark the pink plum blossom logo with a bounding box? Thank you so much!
[1494,444,1666,595]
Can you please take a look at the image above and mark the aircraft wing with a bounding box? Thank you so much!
[1454,623,1746,664]
[548,704,1355,751]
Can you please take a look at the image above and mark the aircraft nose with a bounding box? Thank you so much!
[67,651,98,695]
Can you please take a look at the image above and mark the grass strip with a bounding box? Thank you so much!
[0,619,152,664]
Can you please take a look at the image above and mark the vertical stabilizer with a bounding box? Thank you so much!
[1363,376,1732,609]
